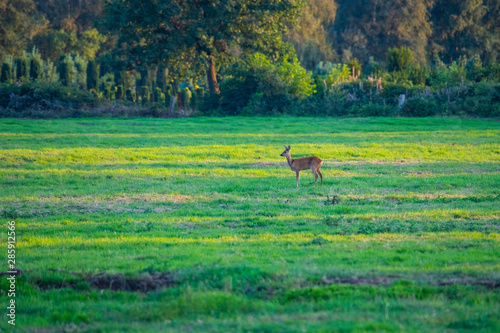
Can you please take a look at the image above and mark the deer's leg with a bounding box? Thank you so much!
[317,169,323,185]
[312,168,318,186]
[296,171,300,187]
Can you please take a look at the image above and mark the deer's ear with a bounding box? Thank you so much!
[288,145,291,150]
[283,145,287,149]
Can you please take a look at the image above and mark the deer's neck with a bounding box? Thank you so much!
[286,155,294,168]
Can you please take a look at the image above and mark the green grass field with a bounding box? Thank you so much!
[0,117,499,332]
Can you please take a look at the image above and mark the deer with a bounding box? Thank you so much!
[280,145,323,187]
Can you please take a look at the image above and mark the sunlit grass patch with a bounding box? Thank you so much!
[1,142,499,166]
[18,231,499,248]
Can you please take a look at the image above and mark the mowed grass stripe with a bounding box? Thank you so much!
[1,143,500,164]
[1,129,499,149]
[5,197,499,220]
[16,234,500,277]
[2,191,497,204]
[2,165,500,178]
[18,232,499,247]
[1,117,499,135]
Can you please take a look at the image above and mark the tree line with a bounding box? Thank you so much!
[0,0,499,118]
[2,0,499,70]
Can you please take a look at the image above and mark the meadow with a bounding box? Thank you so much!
[0,117,499,332]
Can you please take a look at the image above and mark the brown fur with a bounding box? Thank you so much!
[280,145,323,187]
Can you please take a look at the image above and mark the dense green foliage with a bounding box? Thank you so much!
[388,47,415,72]
[3,0,499,69]
[105,0,304,95]
[0,117,498,331]
[0,0,46,59]
[0,1,500,117]
[0,62,12,83]
[1,46,499,118]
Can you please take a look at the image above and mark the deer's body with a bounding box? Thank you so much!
[281,146,323,187]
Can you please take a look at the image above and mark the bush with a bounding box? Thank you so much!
[408,66,430,86]
[125,88,135,102]
[401,97,441,117]
[140,86,150,105]
[0,81,97,117]
[0,63,12,83]
[1,46,499,119]
[30,57,43,81]
[429,62,466,87]
[59,55,76,87]
[388,47,414,72]
[328,63,351,86]
[365,60,383,78]
[86,60,99,91]
[348,58,362,77]
[103,86,113,101]
[116,85,124,100]
[349,102,397,117]
[180,88,191,110]
[15,55,30,82]
[207,53,314,116]
[459,82,500,117]
[465,55,484,82]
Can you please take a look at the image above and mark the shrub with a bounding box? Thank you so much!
[429,61,466,87]
[30,57,43,81]
[140,86,150,105]
[409,66,430,86]
[43,60,59,82]
[211,53,313,116]
[114,71,125,88]
[401,97,441,117]
[388,47,414,72]
[103,86,113,101]
[276,54,315,98]
[459,82,500,117]
[139,69,156,90]
[116,85,124,100]
[86,60,99,91]
[125,88,135,102]
[365,60,383,78]
[15,54,30,82]
[349,102,397,117]
[348,58,362,77]
[180,88,191,110]
[328,63,351,86]
[0,81,98,118]
[59,55,76,87]
[1,63,12,83]
[73,54,87,90]
[465,55,484,82]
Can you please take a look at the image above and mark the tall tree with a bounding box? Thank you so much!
[285,0,338,70]
[430,0,498,63]
[32,0,108,61]
[105,0,305,95]
[0,0,47,60]
[33,0,105,32]
[333,0,434,65]
[483,0,500,63]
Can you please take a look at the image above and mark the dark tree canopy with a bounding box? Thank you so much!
[0,0,499,74]
[0,0,47,60]
[285,0,337,70]
[430,0,499,63]
[105,0,305,94]
[333,0,434,66]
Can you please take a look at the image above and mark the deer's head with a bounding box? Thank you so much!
[280,145,291,157]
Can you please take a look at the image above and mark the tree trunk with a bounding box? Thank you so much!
[206,56,220,95]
